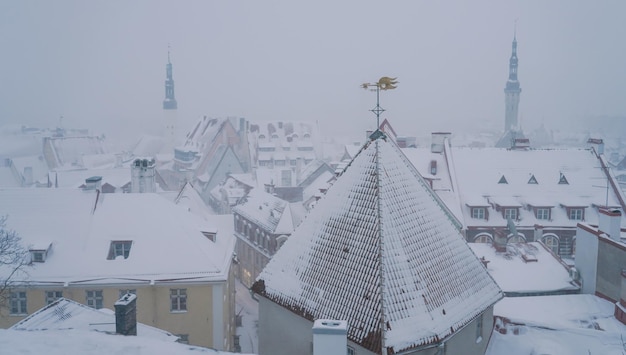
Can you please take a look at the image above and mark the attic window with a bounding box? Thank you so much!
[202,231,216,242]
[107,241,132,260]
[29,242,51,263]
[430,160,437,175]
[528,175,538,184]
[558,173,569,185]
[498,175,508,184]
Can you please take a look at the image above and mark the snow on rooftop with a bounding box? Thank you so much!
[254,134,502,353]
[469,242,578,295]
[0,188,235,285]
[11,298,175,342]
[232,188,294,235]
[486,294,626,355]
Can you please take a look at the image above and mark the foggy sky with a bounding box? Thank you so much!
[1,1,625,145]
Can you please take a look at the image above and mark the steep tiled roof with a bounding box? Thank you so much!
[232,188,294,235]
[253,133,502,354]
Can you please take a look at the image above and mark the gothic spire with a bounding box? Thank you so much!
[163,46,177,110]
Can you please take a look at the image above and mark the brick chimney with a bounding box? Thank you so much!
[115,293,137,336]
[313,319,347,355]
[598,208,622,242]
[493,229,508,253]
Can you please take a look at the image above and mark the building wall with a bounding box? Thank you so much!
[596,239,626,301]
[576,226,600,295]
[0,281,234,350]
[259,296,494,355]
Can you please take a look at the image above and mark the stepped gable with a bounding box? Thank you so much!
[253,132,502,354]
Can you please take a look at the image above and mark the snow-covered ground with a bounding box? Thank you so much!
[486,295,626,355]
[236,279,259,354]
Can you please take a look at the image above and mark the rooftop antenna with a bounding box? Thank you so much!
[361,77,398,129]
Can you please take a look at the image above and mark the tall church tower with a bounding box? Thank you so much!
[504,34,521,132]
[163,48,178,151]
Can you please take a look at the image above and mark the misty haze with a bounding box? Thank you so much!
[1,1,626,355]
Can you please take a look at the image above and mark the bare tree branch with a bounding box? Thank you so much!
[0,215,30,306]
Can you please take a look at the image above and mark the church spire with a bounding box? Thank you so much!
[504,29,522,132]
[163,46,177,110]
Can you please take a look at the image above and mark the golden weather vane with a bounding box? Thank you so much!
[361,77,398,128]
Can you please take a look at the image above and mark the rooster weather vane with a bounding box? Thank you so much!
[362,77,398,128]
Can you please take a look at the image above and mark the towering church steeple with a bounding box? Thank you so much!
[162,47,179,153]
[163,49,178,110]
[504,32,521,132]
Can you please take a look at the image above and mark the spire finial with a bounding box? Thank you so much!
[167,43,171,64]
[514,18,518,41]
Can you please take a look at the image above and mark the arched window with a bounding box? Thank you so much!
[473,234,493,243]
[541,234,560,254]
[507,234,526,244]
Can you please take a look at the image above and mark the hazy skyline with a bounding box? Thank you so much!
[1,1,625,145]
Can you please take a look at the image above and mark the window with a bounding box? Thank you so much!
[474,234,493,243]
[45,291,63,305]
[508,234,526,243]
[10,291,27,315]
[170,289,187,312]
[476,314,483,343]
[118,289,136,298]
[32,251,45,263]
[536,208,550,220]
[504,208,518,220]
[569,208,584,220]
[202,231,216,242]
[281,170,292,186]
[542,235,560,254]
[107,241,132,260]
[86,290,103,309]
[347,345,356,355]
[471,207,485,219]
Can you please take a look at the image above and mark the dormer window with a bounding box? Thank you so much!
[498,175,508,184]
[568,208,584,220]
[528,175,538,184]
[202,231,216,242]
[471,207,487,220]
[108,241,132,260]
[29,242,51,263]
[503,208,518,220]
[535,207,551,220]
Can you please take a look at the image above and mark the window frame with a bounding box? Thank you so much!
[10,291,27,315]
[107,240,133,260]
[471,207,485,219]
[45,290,63,305]
[569,208,584,220]
[86,290,103,309]
[535,207,551,220]
[503,208,518,220]
[170,288,188,312]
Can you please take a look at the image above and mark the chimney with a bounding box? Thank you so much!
[23,166,33,186]
[533,224,544,243]
[615,269,626,325]
[312,319,347,355]
[131,158,156,193]
[587,137,605,155]
[493,229,508,253]
[84,176,102,191]
[598,208,622,242]
[431,132,451,153]
[115,293,137,336]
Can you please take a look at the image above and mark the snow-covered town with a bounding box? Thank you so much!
[2,2,626,355]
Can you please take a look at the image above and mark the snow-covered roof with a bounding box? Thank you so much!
[11,297,175,341]
[181,116,228,151]
[403,146,626,229]
[232,188,294,235]
[46,168,131,189]
[0,188,235,286]
[45,136,107,170]
[486,295,626,355]
[469,242,579,295]
[253,133,502,353]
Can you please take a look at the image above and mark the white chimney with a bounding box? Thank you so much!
[131,158,156,193]
[313,319,347,355]
[84,176,102,191]
[598,208,622,241]
[431,132,451,153]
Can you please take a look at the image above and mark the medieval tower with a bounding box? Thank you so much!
[163,48,178,151]
[504,34,521,132]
